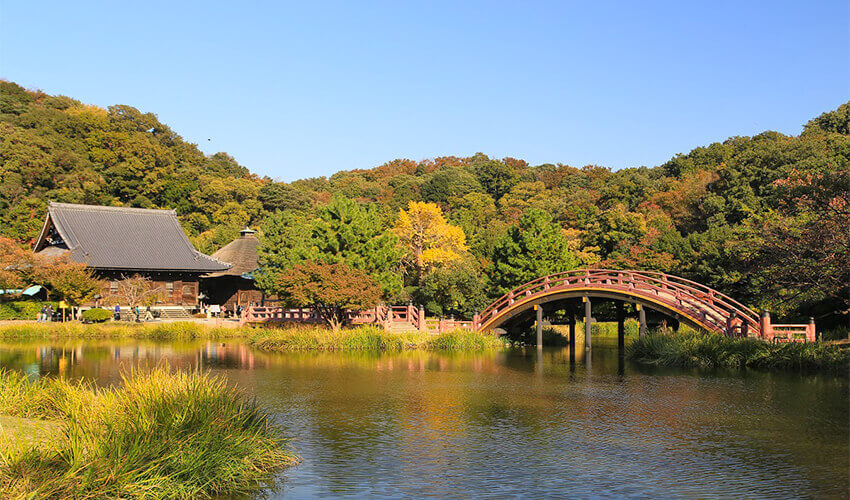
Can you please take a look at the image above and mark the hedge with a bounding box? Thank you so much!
[81,308,112,323]
[0,301,59,321]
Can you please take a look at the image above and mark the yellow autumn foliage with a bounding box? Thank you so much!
[394,201,468,272]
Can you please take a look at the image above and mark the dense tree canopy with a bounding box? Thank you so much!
[490,209,581,295]
[1,80,847,325]
[272,261,383,330]
[257,195,403,300]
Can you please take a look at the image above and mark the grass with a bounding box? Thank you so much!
[0,367,296,499]
[0,322,511,351]
[627,330,850,374]
[246,325,509,351]
[0,416,63,448]
[0,322,238,341]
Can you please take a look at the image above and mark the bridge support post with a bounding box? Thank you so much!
[584,295,592,351]
[617,301,625,351]
[418,305,426,331]
[808,317,817,343]
[535,304,543,351]
[760,311,773,341]
[638,304,647,338]
[568,312,575,345]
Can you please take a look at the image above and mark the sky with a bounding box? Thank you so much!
[1,0,848,181]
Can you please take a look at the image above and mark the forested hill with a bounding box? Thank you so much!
[1,80,847,323]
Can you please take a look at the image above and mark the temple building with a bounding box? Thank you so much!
[202,228,268,308]
[33,202,229,307]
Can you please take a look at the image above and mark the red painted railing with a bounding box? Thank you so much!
[474,269,813,341]
[239,269,815,342]
[240,303,441,332]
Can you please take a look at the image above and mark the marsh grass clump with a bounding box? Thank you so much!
[142,321,235,340]
[246,325,407,351]
[247,325,508,351]
[425,329,509,350]
[0,368,295,499]
[627,331,850,374]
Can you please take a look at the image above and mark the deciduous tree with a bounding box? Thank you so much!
[394,201,468,279]
[274,261,383,330]
[109,275,166,309]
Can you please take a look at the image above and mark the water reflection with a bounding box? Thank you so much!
[0,340,847,498]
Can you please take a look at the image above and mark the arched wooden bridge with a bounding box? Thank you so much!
[241,269,814,343]
[472,269,814,343]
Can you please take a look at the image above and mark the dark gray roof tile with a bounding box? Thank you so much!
[35,202,229,273]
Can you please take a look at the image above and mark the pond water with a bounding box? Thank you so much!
[2,339,848,498]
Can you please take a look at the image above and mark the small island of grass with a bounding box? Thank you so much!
[626,331,850,375]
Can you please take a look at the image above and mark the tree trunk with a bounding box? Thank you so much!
[321,306,345,331]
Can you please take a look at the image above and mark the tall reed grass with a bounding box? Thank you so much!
[247,325,508,351]
[0,322,237,341]
[0,322,510,351]
[627,331,849,374]
[0,368,295,498]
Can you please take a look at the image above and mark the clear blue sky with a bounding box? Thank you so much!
[1,1,847,181]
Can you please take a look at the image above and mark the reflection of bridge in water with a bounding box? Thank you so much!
[242,269,816,348]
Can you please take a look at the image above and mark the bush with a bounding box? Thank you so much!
[81,308,112,323]
[0,301,58,321]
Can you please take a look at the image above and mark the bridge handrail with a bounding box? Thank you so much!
[478,269,760,331]
[613,271,759,329]
[631,271,759,319]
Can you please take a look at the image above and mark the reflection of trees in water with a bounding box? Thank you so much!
[0,341,267,381]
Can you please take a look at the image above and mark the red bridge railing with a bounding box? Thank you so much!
[474,269,814,341]
[240,303,470,334]
[239,269,815,342]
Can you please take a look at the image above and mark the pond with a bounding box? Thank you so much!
[2,339,848,498]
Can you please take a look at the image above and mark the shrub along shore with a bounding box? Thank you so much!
[0,322,510,351]
[626,331,850,375]
[0,368,296,499]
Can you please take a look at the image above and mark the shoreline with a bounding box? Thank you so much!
[0,321,511,351]
[1,322,846,375]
